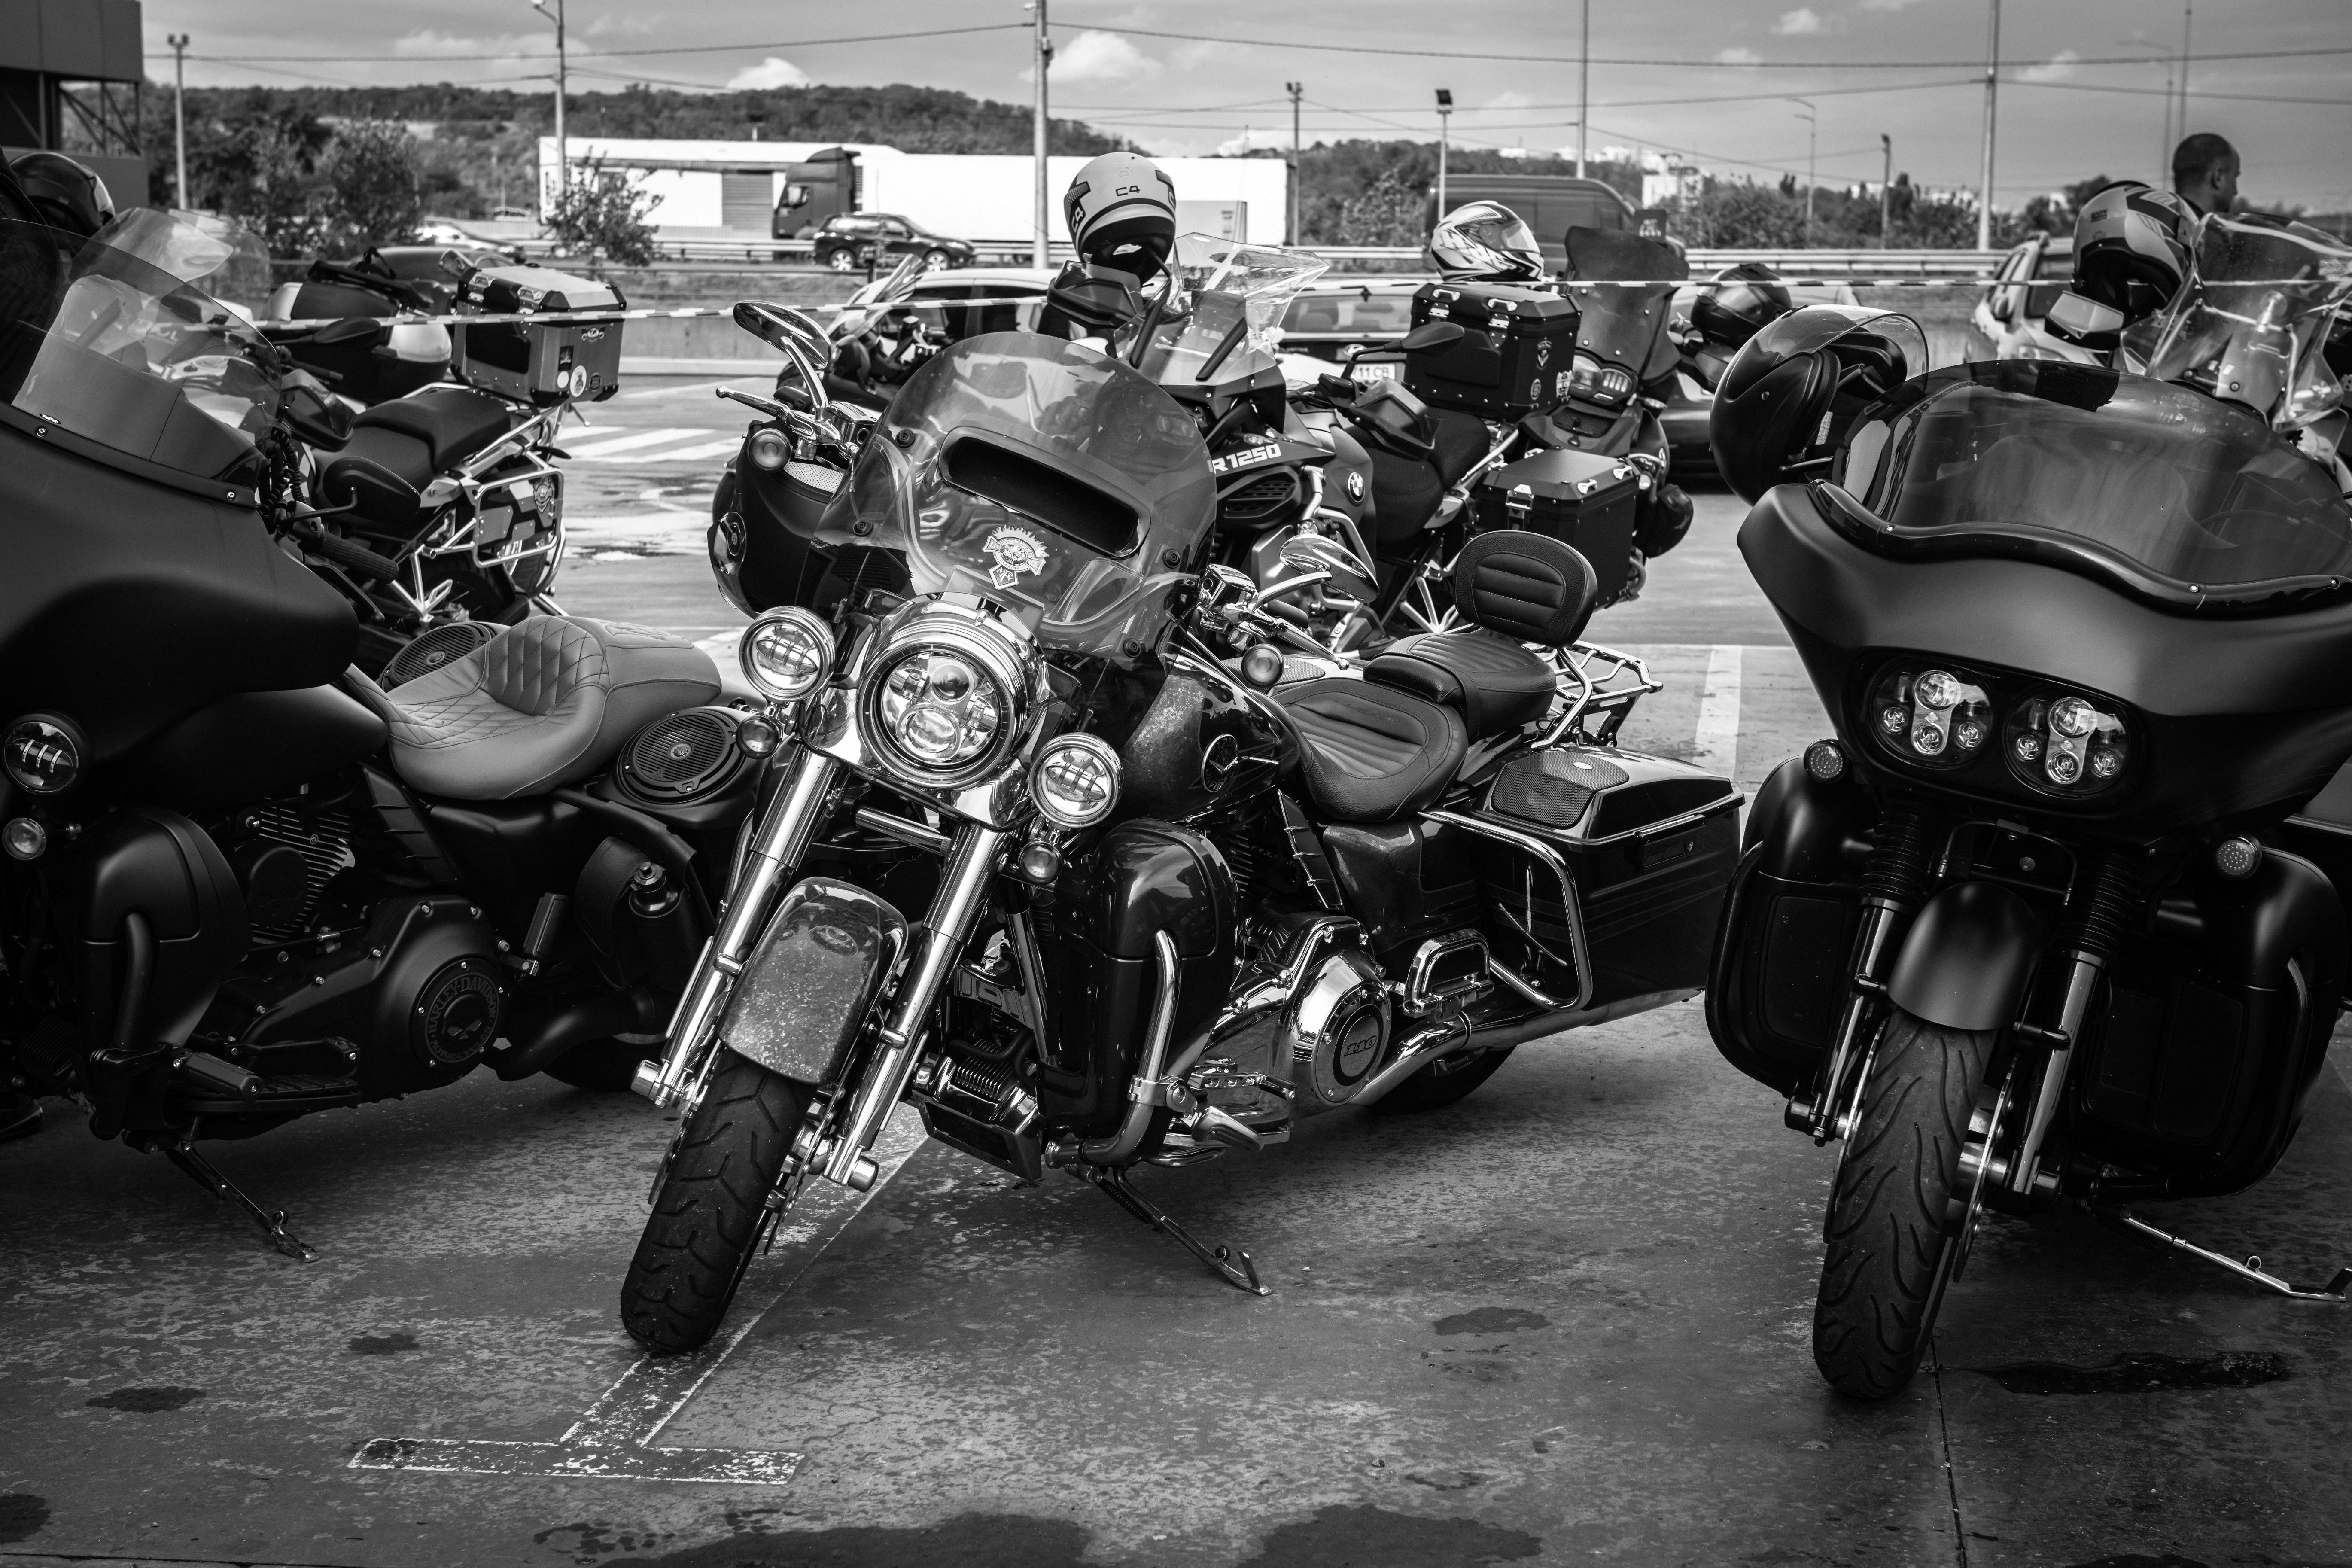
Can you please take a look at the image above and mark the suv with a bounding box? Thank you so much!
[809,213,977,273]
[1966,233,2096,362]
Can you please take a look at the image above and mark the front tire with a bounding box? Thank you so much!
[1812,1009,1993,1399]
[620,1050,808,1354]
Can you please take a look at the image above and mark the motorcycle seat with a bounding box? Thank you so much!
[358,388,515,469]
[320,390,516,527]
[1364,631,1557,739]
[1274,677,1467,825]
[356,617,721,801]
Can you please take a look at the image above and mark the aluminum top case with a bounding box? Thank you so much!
[451,263,627,406]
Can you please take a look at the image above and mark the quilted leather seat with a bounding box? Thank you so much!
[320,388,515,527]
[1366,631,1556,739]
[359,618,720,801]
[1275,678,1467,824]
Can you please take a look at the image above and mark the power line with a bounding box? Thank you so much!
[152,23,1025,66]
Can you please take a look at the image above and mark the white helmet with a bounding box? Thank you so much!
[1064,152,1178,282]
[1429,201,1545,283]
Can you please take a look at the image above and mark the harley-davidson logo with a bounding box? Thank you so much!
[981,525,1048,591]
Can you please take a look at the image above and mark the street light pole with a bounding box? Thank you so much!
[1788,98,1816,239]
[1976,0,2000,250]
[167,33,190,208]
[1880,132,1891,247]
[1030,0,1051,268]
[1286,81,1303,244]
[1435,89,1452,219]
[530,0,567,198]
[1576,0,1589,178]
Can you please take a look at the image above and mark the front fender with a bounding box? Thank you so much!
[718,877,906,1086]
[1884,880,2047,1033]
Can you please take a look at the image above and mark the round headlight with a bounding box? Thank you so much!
[876,647,1005,771]
[4,714,85,796]
[748,427,790,471]
[1031,735,1121,829]
[741,608,835,701]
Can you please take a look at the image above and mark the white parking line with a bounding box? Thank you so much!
[564,427,714,461]
[348,1108,929,1485]
[1692,644,1743,785]
[645,438,747,465]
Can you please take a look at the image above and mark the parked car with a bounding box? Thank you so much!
[1965,233,2096,362]
[1275,278,1421,371]
[806,213,977,273]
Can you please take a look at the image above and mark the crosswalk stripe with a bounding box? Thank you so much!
[563,427,713,461]
[642,438,747,464]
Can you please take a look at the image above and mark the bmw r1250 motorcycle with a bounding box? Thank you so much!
[0,212,746,1256]
[1705,214,2352,1400]
[627,319,1741,1352]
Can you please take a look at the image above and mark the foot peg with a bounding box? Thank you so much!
[1077,1165,1269,1296]
[165,1145,317,1261]
[2099,1207,2351,1303]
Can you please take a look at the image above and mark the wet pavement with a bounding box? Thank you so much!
[4,383,2349,1565]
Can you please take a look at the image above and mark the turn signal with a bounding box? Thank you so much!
[748,427,791,471]
[2,817,46,861]
[1804,739,1846,782]
[2213,836,2263,880]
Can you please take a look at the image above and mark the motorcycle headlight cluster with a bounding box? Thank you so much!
[1862,659,2136,801]
[2004,691,2131,796]
[1865,666,1994,769]
[1031,734,1121,828]
[1567,352,1634,407]
[741,608,836,702]
[873,646,1008,773]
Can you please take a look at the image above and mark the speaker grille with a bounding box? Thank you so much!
[622,708,742,801]
[383,621,501,688]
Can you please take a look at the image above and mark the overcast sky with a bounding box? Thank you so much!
[146,0,2352,210]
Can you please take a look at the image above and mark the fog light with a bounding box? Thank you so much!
[3,817,46,861]
[1803,739,1845,782]
[1030,735,1121,830]
[2214,836,2263,880]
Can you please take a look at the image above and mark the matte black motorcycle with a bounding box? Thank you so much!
[0,212,742,1256]
[1704,220,2352,1400]
[628,314,1741,1352]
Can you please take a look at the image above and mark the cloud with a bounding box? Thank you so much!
[727,56,811,90]
[587,13,660,37]
[1031,30,1162,85]
[393,29,543,58]
[1857,0,1930,9]
[1485,89,1534,109]
[1215,127,1291,156]
[1715,46,1764,67]
[2019,48,2081,82]
[1773,8,1842,35]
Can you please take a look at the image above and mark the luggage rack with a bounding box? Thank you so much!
[1542,641,1660,748]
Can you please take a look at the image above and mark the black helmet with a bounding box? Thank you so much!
[1064,152,1177,283]
[1691,263,1793,352]
[1709,306,1927,504]
[8,151,113,242]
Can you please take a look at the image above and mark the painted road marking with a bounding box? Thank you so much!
[649,437,749,465]
[348,1109,927,1486]
[564,427,715,462]
[1692,645,1743,785]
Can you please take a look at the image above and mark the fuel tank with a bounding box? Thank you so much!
[0,427,357,763]
[1115,668,1293,825]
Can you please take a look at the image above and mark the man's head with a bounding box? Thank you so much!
[2171,133,2239,216]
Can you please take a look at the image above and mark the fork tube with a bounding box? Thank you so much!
[633,746,841,1107]
[822,823,1009,1183]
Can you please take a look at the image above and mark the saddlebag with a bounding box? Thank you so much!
[451,263,626,406]
[1460,746,1738,1012]
[1406,281,1579,420]
[1472,448,1643,606]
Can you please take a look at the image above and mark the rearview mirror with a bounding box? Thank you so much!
[1399,319,1467,353]
[1987,290,2015,324]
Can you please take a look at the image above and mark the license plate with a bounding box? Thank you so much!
[1350,361,1399,382]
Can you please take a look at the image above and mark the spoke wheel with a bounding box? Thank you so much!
[1812,1008,1994,1400]
[620,1050,808,1355]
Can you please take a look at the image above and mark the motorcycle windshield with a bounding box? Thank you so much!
[1564,228,1688,378]
[830,331,1216,658]
[1834,359,2352,613]
[0,216,280,484]
[2125,214,2352,428]
[93,208,275,315]
[1129,233,1331,387]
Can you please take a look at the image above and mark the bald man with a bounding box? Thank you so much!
[2172,134,2240,218]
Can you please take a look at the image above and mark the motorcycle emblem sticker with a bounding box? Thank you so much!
[981,525,1048,591]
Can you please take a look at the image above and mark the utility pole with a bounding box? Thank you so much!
[1286,81,1303,244]
[2175,0,2194,166]
[167,33,190,208]
[1880,133,1892,246]
[1028,1,1053,268]
[1789,98,1816,238]
[1576,0,1590,177]
[530,0,568,197]
[1435,89,1452,219]
[1975,0,1999,250]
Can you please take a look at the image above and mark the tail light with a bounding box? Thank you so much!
[1864,666,1994,769]
[1567,353,1633,407]
[2005,691,2131,796]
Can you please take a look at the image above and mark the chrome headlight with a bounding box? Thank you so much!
[874,646,1007,771]
[741,608,836,701]
[1031,734,1120,828]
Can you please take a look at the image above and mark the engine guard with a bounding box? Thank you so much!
[717,877,907,1087]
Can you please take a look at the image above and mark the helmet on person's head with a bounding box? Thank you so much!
[7,151,113,242]
[1709,306,1927,504]
[1429,201,1544,283]
[1691,262,1793,352]
[1064,152,1177,283]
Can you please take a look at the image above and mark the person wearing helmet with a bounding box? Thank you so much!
[8,150,114,244]
[2172,133,2240,219]
[1063,151,1178,284]
[2045,180,2192,356]
[1427,201,1545,284]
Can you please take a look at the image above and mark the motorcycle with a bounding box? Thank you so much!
[0,212,742,1257]
[630,313,1741,1352]
[1703,212,2352,1400]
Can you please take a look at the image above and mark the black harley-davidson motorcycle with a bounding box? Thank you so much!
[0,211,747,1256]
[1704,215,2352,1399]
[627,316,1741,1352]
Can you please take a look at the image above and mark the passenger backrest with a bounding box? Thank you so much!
[1451,530,1598,647]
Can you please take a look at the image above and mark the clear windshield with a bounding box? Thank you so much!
[1564,228,1688,378]
[0,216,281,483]
[94,209,275,316]
[2124,214,2352,429]
[1834,359,2352,610]
[828,331,1215,659]
[1127,233,1330,388]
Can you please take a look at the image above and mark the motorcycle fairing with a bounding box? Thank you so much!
[720,877,908,1087]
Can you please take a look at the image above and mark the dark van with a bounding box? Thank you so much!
[1428,175,1636,268]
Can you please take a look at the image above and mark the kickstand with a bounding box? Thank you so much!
[1077,1165,1270,1297]
[166,1144,317,1262]
[2097,1206,2350,1303]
